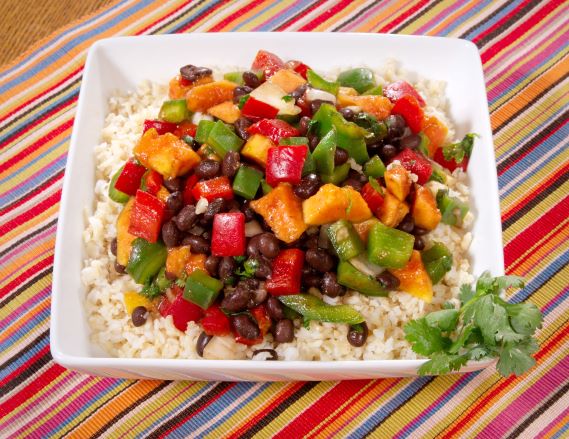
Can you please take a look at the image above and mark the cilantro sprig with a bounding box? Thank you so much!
[441,133,477,164]
[404,272,543,377]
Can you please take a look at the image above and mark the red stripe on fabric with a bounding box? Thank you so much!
[0,119,73,173]
[134,0,194,35]
[208,0,266,32]
[377,0,430,33]
[501,162,569,222]
[0,171,63,217]
[0,345,50,388]
[0,95,76,151]
[0,363,66,416]
[273,380,371,438]
[481,0,564,63]
[0,255,54,300]
[442,322,569,438]
[274,0,326,31]
[504,197,569,267]
[0,190,61,237]
[176,0,234,32]
[472,0,533,44]
[0,66,82,125]
[297,0,353,31]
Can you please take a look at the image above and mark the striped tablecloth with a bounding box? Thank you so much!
[1,1,567,437]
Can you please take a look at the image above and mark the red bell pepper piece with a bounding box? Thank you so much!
[234,304,271,345]
[128,190,166,243]
[433,148,468,172]
[391,95,424,134]
[141,170,163,195]
[143,119,178,135]
[432,133,475,172]
[182,174,199,205]
[174,121,197,139]
[192,176,234,202]
[265,145,307,187]
[211,212,246,257]
[241,96,279,120]
[266,248,304,295]
[159,286,204,332]
[248,119,300,144]
[251,49,284,79]
[392,148,433,185]
[384,80,426,107]
[114,159,147,196]
[285,60,311,80]
[201,304,231,336]
[361,181,385,217]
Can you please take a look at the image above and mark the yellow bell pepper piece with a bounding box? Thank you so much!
[241,134,275,167]
[389,251,433,303]
[123,291,154,315]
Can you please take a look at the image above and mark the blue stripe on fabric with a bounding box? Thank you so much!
[0,303,50,352]
[253,0,317,31]
[0,325,49,381]
[163,0,225,34]
[435,0,495,37]
[460,0,524,41]
[0,0,155,94]
[166,382,267,438]
[552,420,569,439]
[0,286,52,333]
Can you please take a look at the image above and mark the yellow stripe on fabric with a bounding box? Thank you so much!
[350,0,418,32]
[132,0,218,34]
[0,205,59,252]
[205,0,280,32]
[0,235,55,289]
[424,1,489,36]
[542,411,569,439]
[309,0,367,32]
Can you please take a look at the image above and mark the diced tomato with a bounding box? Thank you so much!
[128,190,166,243]
[384,80,426,107]
[114,159,147,196]
[142,170,163,195]
[182,174,199,205]
[361,181,385,217]
[211,212,246,257]
[241,97,279,120]
[433,147,469,172]
[201,305,231,336]
[391,95,424,134]
[392,148,433,185]
[247,119,300,144]
[265,146,307,187]
[251,50,285,79]
[266,248,304,295]
[285,60,311,80]
[143,119,178,135]
[192,176,234,201]
[174,121,197,138]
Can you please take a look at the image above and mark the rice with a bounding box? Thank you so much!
[81,63,473,361]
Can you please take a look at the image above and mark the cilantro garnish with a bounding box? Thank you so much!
[235,258,259,278]
[404,272,542,377]
[282,95,294,103]
[442,133,477,164]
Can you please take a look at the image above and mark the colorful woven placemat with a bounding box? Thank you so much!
[1,0,567,437]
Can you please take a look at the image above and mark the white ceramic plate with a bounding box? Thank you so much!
[51,33,502,381]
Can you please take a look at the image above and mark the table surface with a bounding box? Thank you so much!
[1,0,568,437]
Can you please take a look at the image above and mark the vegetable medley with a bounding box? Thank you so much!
[109,49,480,359]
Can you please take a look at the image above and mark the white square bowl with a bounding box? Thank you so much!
[51,33,502,381]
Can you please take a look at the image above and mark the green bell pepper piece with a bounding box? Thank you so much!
[184,269,223,309]
[223,71,244,85]
[429,164,447,184]
[277,113,300,124]
[108,165,129,203]
[207,121,244,158]
[327,220,365,261]
[307,69,340,95]
[312,129,336,175]
[436,189,469,226]
[278,294,365,325]
[421,242,453,284]
[312,103,369,164]
[363,155,386,178]
[353,112,387,144]
[337,68,375,94]
[140,266,172,298]
[320,162,350,184]
[260,179,273,195]
[158,99,190,123]
[418,132,431,156]
[195,120,215,143]
[337,261,388,296]
[302,151,316,176]
[232,165,263,200]
[367,222,414,269]
[127,238,168,285]
[279,137,309,146]
[363,85,383,95]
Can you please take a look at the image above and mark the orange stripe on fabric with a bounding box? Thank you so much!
[350,0,418,32]
[541,411,569,439]
[425,1,481,36]
[310,0,367,31]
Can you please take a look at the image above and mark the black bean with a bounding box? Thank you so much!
[218,257,236,282]
[321,272,346,297]
[367,141,382,155]
[347,323,369,347]
[182,234,210,254]
[174,205,197,231]
[380,143,398,161]
[302,234,319,250]
[196,331,212,357]
[166,191,184,214]
[252,349,278,360]
[339,107,355,121]
[266,296,285,320]
[115,262,126,274]
[290,84,307,101]
[195,159,221,180]
[233,85,253,103]
[386,114,406,140]
[302,271,323,289]
[163,177,182,192]
[241,201,256,222]
[349,169,368,184]
[234,117,252,140]
[222,151,240,178]
[310,99,333,115]
[110,238,117,256]
[305,248,334,273]
[308,133,320,151]
[131,306,148,327]
[226,199,241,213]
[334,148,349,166]
[294,173,321,199]
[180,64,212,82]
[205,255,220,276]
[203,197,226,222]
[273,319,294,343]
[376,271,400,290]
[254,256,273,279]
[413,227,429,236]
[242,71,261,88]
[342,178,363,192]
[398,214,415,233]
[162,221,181,248]
[298,116,311,136]
[399,134,421,150]
[413,235,425,250]
[221,286,251,312]
[249,283,268,308]
[231,314,260,340]
[257,233,280,259]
